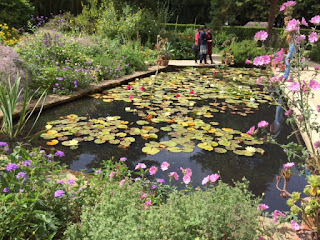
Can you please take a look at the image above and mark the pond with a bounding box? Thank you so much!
[29,67,307,212]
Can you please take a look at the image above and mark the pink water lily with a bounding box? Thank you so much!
[161,162,170,171]
[126,85,132,90]
[149,166,158,175]
[190,90,195,95]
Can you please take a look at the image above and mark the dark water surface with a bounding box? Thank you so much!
[25,71,307,212]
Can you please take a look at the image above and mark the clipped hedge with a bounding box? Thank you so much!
[163,23,204,32]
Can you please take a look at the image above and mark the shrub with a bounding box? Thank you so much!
[226,40,267,66]
[65,180,261,240]
[0,23,20,46]
[212,31,236,50]
[309,42,320,63]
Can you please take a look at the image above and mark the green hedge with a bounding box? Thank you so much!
[163,23,204,31]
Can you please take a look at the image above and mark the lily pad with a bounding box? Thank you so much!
[142,146,160,155]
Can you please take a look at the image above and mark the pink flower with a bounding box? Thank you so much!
[183,174,191,184]
[317,105,320,112]
[140,87,145,91]
[149,166,158,175]
[257,203,269,211]
[279,1,296,12]
[315,66,320,70]
[190,90,195,95]
[169,172,179,180]
[274,55,284,65]
[285,109,293,116]
[309,80,320,91]
[256,77,264,85]
[263,55,271,64]
[202,175,210,185]
[176,94,181,98]
[283,162,295,169]
[286,19,300,32]
[276,48,284,56]
[119,179,126,186]
[254,30,268,41]
[209,173,220,183]
[315,141,320,149]
[257,120,269,128]
[245,59,252,64]
[129,95,133,100]
[273,210,286,223]
[253,56,265,66]
[246,126,255,135]
[140,192,146,199]
[109,171,115,179]
[291,220,301,231]
[144,200,152,209]
[301,17,308,27]
[161,162,170,171]
[135,163,147,170]
[310,15,320,25]
[309,32,319,43]
[289,82,300,92]
[126,85,132,90]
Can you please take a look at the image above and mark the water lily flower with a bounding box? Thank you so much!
[309,32,319,43]
[176,94,181,98]
[247,126,255,135]
[257,203,269,211]
[54,190,65,198]
[291,220,301,231]
[202,175,210,185]
[129,95,133,100]
[283,162,295,169]
[209,173,220,183]
[135,163,147,170]
[245,146,256,153]
[190,90,195,95]
[149,166,158,175]
[310,15,320,25]
[169,172,179,181]
[257,120,269,128]
[126,85,132,90]
[161,161,170,171]
[140,87,145,91]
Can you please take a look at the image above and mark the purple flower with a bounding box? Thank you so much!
[151,185,157,190]
[19,189,24,193]
[289,82,300,92]
[6,163,18,171]
[309,32,319,43]
[55,151,65,157]
[120,157,127,162]
[16,172,27,180]
[291,220,301,231]
[68,179,76,184]
[314,141,320,149]
[0,142,8,147]
[95,170,102,174]
[157,178,165,183]
[3,187,11,193]
[58,180,65,185]
[54,190,65,198]
[273,210,286,223]
[23,160,32,167]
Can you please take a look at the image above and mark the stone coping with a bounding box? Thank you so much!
[0,65,167,120]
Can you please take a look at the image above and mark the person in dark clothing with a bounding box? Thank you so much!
[199,26,207,65]
[206,28,214,64]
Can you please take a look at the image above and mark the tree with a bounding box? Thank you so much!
[267,0,279,40]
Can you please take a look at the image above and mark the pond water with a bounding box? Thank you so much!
[28,67,307,212]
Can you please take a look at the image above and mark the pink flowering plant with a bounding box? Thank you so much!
[249,1,320,237]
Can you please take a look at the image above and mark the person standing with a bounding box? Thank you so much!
[206,28,214,64]
[193,29,200,63]
[199,26,207,65]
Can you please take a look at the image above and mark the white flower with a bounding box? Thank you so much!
[246,146,256,153]
[250,98,255,102]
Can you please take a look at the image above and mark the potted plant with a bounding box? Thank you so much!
[155,35,173,66]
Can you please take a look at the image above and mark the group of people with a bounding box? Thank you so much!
[193,26,214,65]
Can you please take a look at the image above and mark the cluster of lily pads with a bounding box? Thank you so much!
[41,67,273,156]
